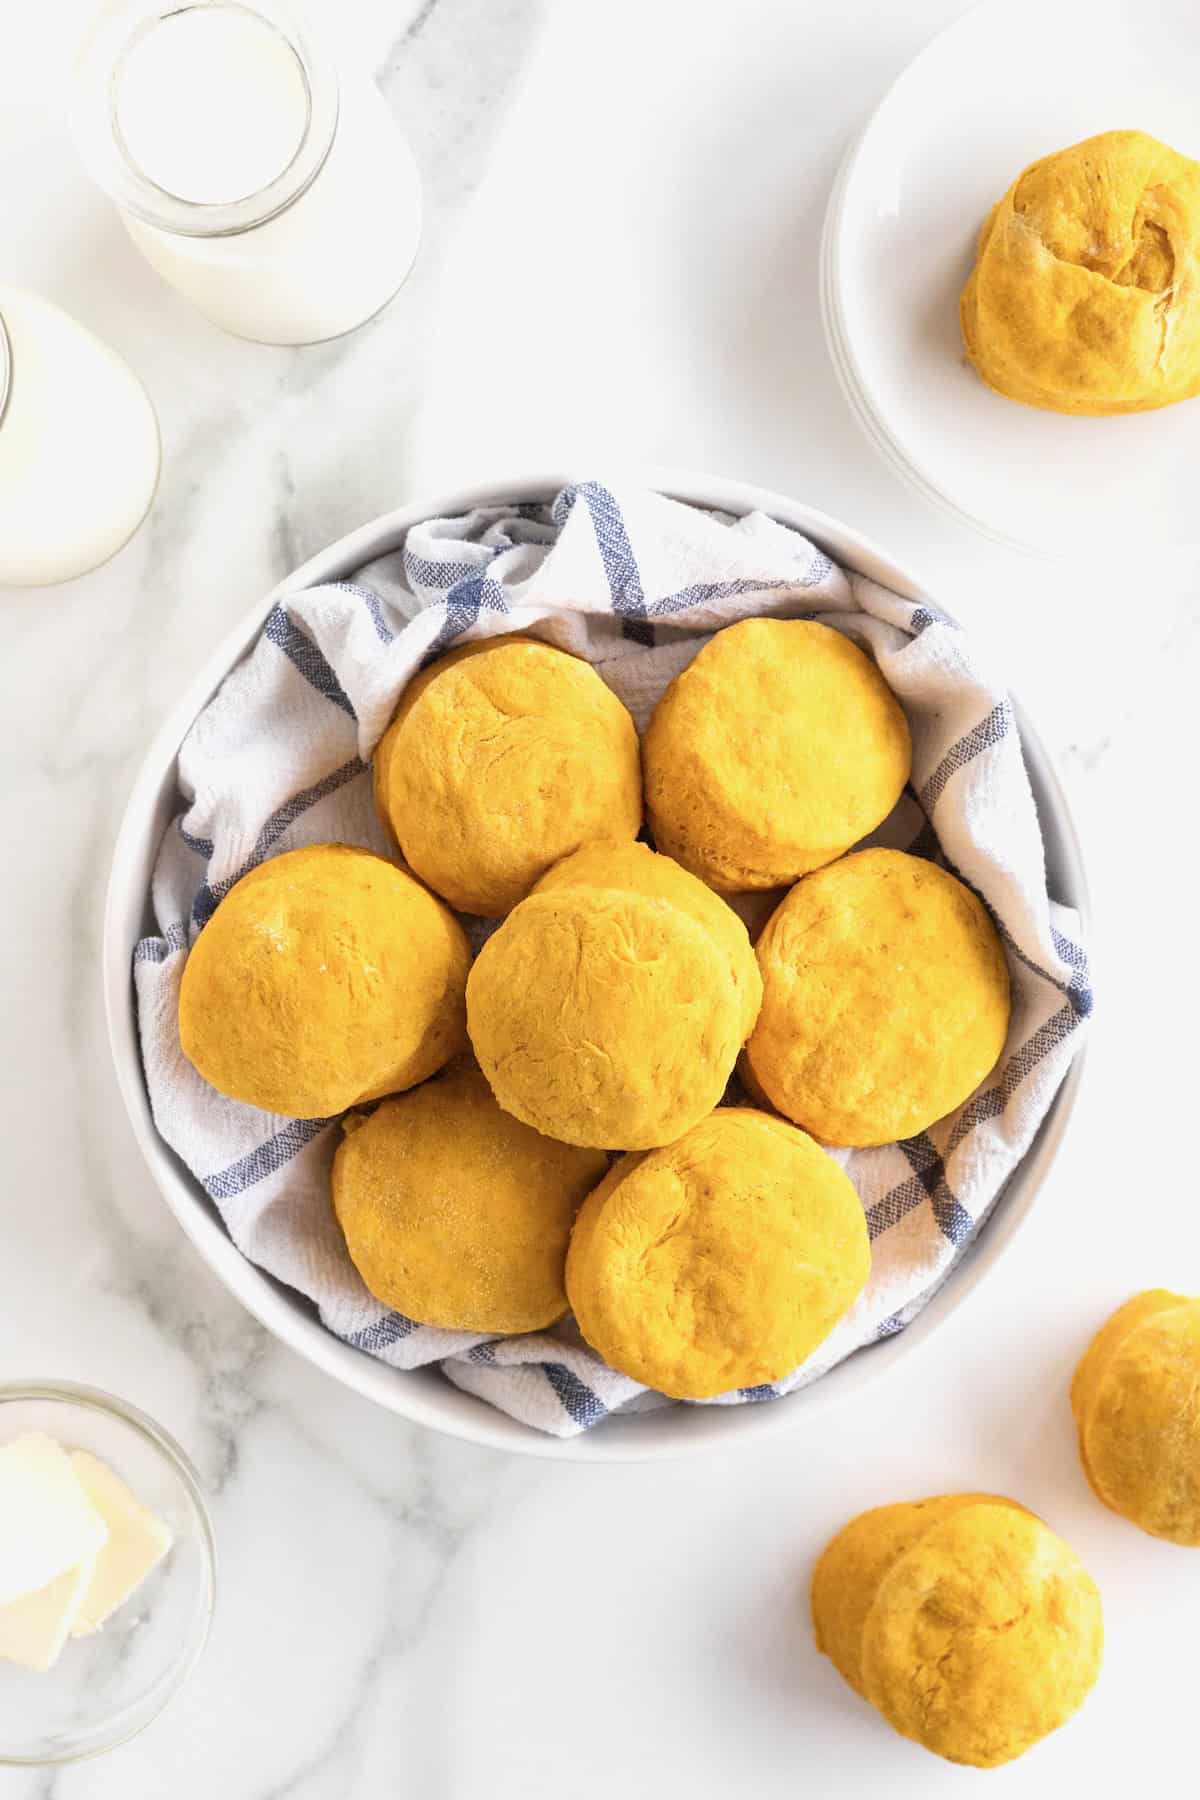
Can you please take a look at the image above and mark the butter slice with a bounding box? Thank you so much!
[0,1434,108,1607]
[69,1451,173,1636]
[0,1556,98,1672]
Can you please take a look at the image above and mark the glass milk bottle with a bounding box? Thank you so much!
[0,286,160,588]
[72,1,422,346]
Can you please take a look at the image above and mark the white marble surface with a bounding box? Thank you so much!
[1,0,1198,1792]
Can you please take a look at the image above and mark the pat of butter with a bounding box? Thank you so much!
[0,1434,107,1607]
[0,1557,98,1673]
[69,1451,173,1636]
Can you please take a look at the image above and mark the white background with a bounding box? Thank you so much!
[1,0,1197,1794]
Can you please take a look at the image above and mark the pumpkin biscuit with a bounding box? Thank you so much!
[962,130,1200,415]
[811,1492,1026,1698]
[1071,1290,1200,1544]
[179,843,468,1118]
[332,1063,606,1333]
[373,635,641,916]
[815,1497,1102,1768]
[643,618,911,891]
[467,845,761,1149]
[565,1108,869,1398]
[745,848,1010,1147]
[532,840,761,1038]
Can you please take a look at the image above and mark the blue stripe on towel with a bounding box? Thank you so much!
[897,1135,974,1246]
[1051,926,1095,1018]
[421,563,512,664]
[997,921,1095,1019]
[264,603,356,716]
[344,1312,419,1351]
[909,603,956,635]
[865,1000,1083,1243]
[191,755,368,928]
[571,481,654,646]
[944,1003,1079,1155]
[542,1362,608,1428]
[646,578,803,619]
[178,822,215,859]
[331,581,395,645]
[203,1115,333,1200]
[919,700,1013,813]
[403,554,479,593]
[133,918,189,964]
[865,1170,934,1239]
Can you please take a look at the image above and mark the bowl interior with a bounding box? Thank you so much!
[0,1385,214,1764]
[103,470,1088,1461]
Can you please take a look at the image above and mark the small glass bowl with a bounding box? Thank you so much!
[0,1382,215,1765]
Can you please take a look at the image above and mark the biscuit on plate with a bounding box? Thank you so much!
[962,130,1200,414]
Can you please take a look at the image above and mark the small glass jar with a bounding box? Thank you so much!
[71,1,422,346]
[0,285,161,589]
[0,1382,215,1766]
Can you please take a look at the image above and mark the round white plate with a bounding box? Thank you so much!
[822,0,1200,555]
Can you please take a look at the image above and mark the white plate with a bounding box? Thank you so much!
[822,0,1200,555]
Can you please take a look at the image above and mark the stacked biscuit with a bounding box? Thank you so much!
[178,621,1014,1401]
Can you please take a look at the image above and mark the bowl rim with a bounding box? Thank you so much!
[818,118,1048,557]
[0,1379,216,1766]
[102,466,1090,1462]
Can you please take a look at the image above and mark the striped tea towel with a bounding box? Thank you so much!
[134,480,1091,1438]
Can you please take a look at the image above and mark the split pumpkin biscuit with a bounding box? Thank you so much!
[815,1497,1103,1768]
[467,843,761,1149]
[565,1108,869,1397]
[643,618,911,891]
[373,634,641,916]
[179,843,468,1118]
[744,848,1010,1146]
[1071,1290,1200,1544]
[962,130,1200,414]
[811,1492,1027,1698]
[332,1063,606,1333]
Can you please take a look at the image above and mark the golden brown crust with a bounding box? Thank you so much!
[1071,1290,1200,1543]
[859,1503,1102,1768]
[745,849,1010,1147]
[331,1063,606,1332]
[643,620,911,892]
[178,844,469,1118]
[565,1108,869,1396]
[467,846,761,1150]
[811,1493,1026,1697]
[961,130,1200,414]
[373,637,641,916]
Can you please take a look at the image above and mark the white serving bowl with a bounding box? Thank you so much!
[104,470,1088,1462]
